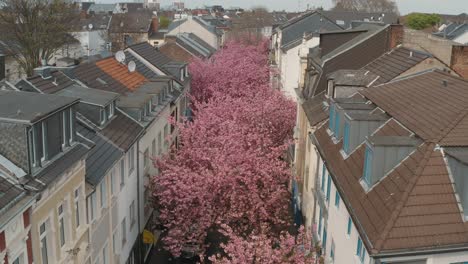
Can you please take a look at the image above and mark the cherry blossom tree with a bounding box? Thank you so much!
[152,40,308,261]
[210,225,314,264]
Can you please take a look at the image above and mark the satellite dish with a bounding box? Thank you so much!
[128,60,136,72]
[115,51,126,63]
[88,23,93,30]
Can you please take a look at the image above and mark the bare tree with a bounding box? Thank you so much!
[332,0,399,15]
[0,0,78,76]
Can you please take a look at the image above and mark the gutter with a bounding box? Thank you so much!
[373,244,468,260]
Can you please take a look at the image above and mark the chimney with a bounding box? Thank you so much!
[389,24,403,49]
[450,45,468,79]
[151,17,159,33]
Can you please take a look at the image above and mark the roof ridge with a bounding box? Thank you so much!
[436,101,468,144]
[374,143,435,252]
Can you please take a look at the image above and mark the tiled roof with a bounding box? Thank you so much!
[21,71,76,94]
[124,51,159,79]
[96,58,146,91]
[73,62,130,94]
[77,121,123,186]
[361,71,468,142]
[302,91,328,127]
[362,47,430,85]
[99,110,143,151]
[280,11,343,47]
[314,70,468,255]
[109,10,152,33]
[128,42,172,68]
[305,24,392,98]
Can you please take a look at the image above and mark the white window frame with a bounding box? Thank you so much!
[58,203,67,248]
[129,201,135,229]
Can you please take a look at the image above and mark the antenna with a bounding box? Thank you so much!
[115,51,126,63]
[128,60,136,72]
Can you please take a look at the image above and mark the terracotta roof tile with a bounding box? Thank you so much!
[96,58,146,91]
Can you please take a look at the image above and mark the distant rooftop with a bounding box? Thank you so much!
[55,85,119,107]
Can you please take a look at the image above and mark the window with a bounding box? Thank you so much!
[163,124,169,149]
[330,239,335,260]
[335,190,340,208]
[100,180,107,208]
[58,204,66,247]
[113,229,118,254]
[100,108,107,125]
[347,216,352,235]
[144,148,149,169]
[128,146,135,174]
[152,139,156,156]
[102,243,108,264]
[343,121,350,153]
[334,110,340,136]
[363,146,373,186]
[121,218,127,245]
[120,160,125,189]
[322,226,327,252]
[329,105,335,132]
[40,222,49,264]
[130,201,135,229]
[321,162,326,192]
[75,188,81,228]
[12,256,21,264]
[318,208,322,236]
[326,174,331,202]
[158,132,162,155]
[89,193,97,222]
[356,237,366,262]
[110,169,116,196]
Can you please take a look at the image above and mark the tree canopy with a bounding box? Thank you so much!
[332,0,399,14]
[405,13,441,30]
[0,0,78,76]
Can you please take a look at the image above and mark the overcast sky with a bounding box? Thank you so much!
[153,0,468,15]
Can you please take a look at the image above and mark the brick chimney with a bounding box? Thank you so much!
[389,24,403,49]
[451,45,468,79]
[151,17,159,33]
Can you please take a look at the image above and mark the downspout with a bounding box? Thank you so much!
[136,140,142,263]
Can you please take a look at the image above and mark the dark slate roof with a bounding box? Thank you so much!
[109,10,152,33]
[302,91,328,127]
[124,51,160,79]
[320,10,398,29]
[73,13,111,31]
[128,42,172,68]
[362,47,431,85]
[32,144,89,185]
[77,121,123,186]
[328,69,379,86]
[444,147,468,164]
[193,16,223,36]
[72,61,131,95]
[87,3,116,14]
[434,23,468,41]
[0,91,78,124]
[17,71,76,94]
[305,24,392,98]
[56,85,119,107]
[167,18,187,32]
[0,176,24,211]
[99,110,143,151]
[280,11,343,47]
[174,33,216,58]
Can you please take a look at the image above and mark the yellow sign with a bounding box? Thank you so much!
[143,229,155,244]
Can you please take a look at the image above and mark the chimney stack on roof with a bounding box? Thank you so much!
[152,17,159,33]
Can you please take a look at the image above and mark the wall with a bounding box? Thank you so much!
[167,17,218,49]
[31,160,88,264]
[398,57,458,78]
[403,28,454,66]
[72,30,108,57]
[4,56,24,83]
[0,122,28,172]
[451,45,468,79]
[1,205,33,264]
[159,43,194,62]
[280,37,319,101]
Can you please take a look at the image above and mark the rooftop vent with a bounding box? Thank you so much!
[442,79,448,87]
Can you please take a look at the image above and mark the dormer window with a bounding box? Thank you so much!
[343,121,350,154]
[29,108,75,169]
[329,105,335,132]
[101,102,115,125]
[362,145,373,186]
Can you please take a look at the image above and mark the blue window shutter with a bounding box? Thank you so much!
[329,106,335,131]
[343,121,350,153]
[334,111,340,136]
[363,146,373,185]
[326,174,331,202]
[361,249,366,262]
[347,217,352,235]
[321,163,326,191]
[335,190,340,208]
[356,238,362,256]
